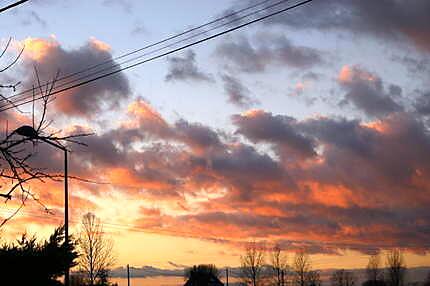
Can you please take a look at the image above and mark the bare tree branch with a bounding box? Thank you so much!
[241,241,265,286]
[270,245,288,286]
[78,212,116,286]
[0,44,24,73]
[0,49,92,227]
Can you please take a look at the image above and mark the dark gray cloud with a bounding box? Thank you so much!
[209,143,293,201]
[392,55,429,75]
[300,117,376,157]
[165,50,213,83]
[174,119,224,154]
[415,92,430,116]
[338,66,403,117]
[302,113,430,203]
[244,0,430,53]
[231,108,430,207]
[71,92,430,255]
[232,110,316,159]
[179,210,340,238]
[19,38,131,118]
[273,202,430,252]
[269,34,323,68]
[221,73,256,108]
[24,103,430,254]
[216,34,323,73]
[216,36,266,73]
[15,94,430,254]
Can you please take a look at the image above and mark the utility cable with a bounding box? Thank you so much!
[0,0,287,104]
[0,0,314,112]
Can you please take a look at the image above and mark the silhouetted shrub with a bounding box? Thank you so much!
[362,279,387,286]
[184,264,222,286]
[424,271,430,286]
[0,225,78,285]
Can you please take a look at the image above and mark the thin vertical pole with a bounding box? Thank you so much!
[127,264,130,286]
[226,267,229,286]
[64,149,69,286]
[281,269,284,286]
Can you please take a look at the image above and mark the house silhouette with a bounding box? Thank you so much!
[184,272,224,286]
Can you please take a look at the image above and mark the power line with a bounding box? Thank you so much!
[0,0,314,112]
[0,0,294,109]
[0,0,287,105]
[0,0,29,14]
[1,0,293,109]
[0,206,224,240]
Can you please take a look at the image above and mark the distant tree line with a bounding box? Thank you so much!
[1,222,429,286]
[240,242,322,286]
[363,250,407,286]
[238,243,428,286]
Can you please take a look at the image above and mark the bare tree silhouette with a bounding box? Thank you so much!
[367,254,382,282]
[78,212,115,286]
[385,249,406,286]
[364,254,385,286]
[0,38,23,100]
[270,244,288,286]
[330,269,356,286]
[0,39,91,227]
[293,250,310,286]
[241,241,265,286]
[306,270,322,286]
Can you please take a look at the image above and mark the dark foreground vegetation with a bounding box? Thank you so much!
[235,243,430,286]
[184,247,430,286]
[0,226,77,286]
[1,228,429,286]
[0,213,117,286]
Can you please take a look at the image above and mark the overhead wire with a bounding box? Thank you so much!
[0,0,283,104]
[0,0,295,109]
[1,1,428,263]
[0,0,314,112]
[0,206,229,240]
[0,0,29,14]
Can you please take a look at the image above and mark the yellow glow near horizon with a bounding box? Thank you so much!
[2,216,429,270]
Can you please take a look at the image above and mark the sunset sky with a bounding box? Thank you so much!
[0,0,429,270]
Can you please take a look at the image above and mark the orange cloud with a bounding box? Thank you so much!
[89,37,111,52]
[362,120,385,133]
[127,98,167,128]
[2,77,429,259]
[22,37,59,61]
[303,182,356,208]
[107,167,174,192]
[123,98,173,140]
[240,109,265,118]
[338,65,376,83]
[15,37,131,118]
